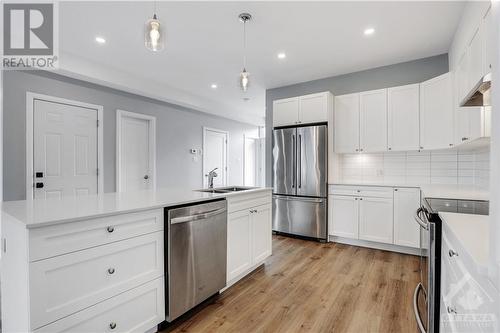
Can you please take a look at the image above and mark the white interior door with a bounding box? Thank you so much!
[33,99,99,200]
[203,128,228,187]
[117,111,156,192]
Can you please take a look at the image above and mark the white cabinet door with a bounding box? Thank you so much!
[358,197,393,244]
[359,89,387,152]
[456,53,469,103]
[273,97,299,127]
[482,7,493,76]
[329,195,359,238]
[393,188,420,248]
[299,92,329,124]
[334,93,360,153]
[251,204,272,264]
[227,209,252,282]
[387,84,420,151]
[467,26,483,93]
[419,73,454,150]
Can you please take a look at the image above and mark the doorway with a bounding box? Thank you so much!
[26,93,103,200]
[203,127,228,187]
[116,110,156,192]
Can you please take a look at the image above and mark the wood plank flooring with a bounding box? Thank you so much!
[162,235,420,333]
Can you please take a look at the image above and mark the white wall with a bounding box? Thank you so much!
[337,149,490,188]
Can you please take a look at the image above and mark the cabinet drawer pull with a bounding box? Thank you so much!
[109,322,117,329]
[447,306,457,314]
[107,268,115,275]
[106,226,115,233]
[448,249,458,258]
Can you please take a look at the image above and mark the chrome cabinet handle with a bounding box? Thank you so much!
[447,306,457,314]
[144,175,149,180]
[109,322,117,330]
[108,268,115,275]
[449,249,458,258]
[106,226,114,233]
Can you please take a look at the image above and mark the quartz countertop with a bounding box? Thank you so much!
[330,182,420,188]
[1,187,272,229]
[439,212,490,273]
[420,184,489,201]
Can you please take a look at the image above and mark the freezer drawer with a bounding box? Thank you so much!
[272,195,327,240]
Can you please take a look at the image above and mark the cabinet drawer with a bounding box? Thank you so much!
[29,209,163,261]
[34,277,165,333]
[30,232,164,329]
[330,185,393,198]
[227,191,271,213]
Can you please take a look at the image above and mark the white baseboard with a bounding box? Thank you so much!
[329,235,420,256]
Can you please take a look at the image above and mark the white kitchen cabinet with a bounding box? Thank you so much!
[273,97,299,127]
[358,196,394,244]
[387,84,420,151]
[299,92,331,124]
[251,204,272,263]
[329,195,359,239]
[273,92,332,127]
[456,52,469,106]
[227,209,253,282]
[456,107,491,145]
[359,89,388,153]
[393,188,420,248]
[482,7,493,76]
[419,72,454,150]
[467,25,483,93]
[334,93,360,153]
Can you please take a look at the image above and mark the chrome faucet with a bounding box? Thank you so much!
[207,168,218,189]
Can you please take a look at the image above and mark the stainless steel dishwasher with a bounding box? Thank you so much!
[166,199,227,321]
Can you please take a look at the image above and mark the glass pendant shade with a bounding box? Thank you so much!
[239,69,250,92]
[145,14,164,51]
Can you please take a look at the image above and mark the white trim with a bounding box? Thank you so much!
[116,110,157,193]
[329,235,420,256]
[26,92,104,201]
[243,134,260,187]
[202,127,228,187]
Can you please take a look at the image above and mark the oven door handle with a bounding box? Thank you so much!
[414,208,429,230]
[413,283,427,333]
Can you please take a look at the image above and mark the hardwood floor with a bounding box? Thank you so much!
[162,235,420,333]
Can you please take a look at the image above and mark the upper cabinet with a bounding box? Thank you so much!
[419,73,454,150]
[359,89,387,153]
[272,92,332,127]
[481,7,493,76]
[334,93,360,154]
[387,84,420,152]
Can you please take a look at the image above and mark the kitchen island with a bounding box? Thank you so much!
[1,186,272,333]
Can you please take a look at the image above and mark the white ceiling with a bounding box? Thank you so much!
[58,1,465,125]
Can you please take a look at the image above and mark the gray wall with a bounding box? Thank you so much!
[4,71,258,201]
[265,54,449,186]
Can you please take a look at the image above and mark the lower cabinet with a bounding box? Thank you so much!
[358,197,393,244]
[329,185,420,251]
[227,201,272,285]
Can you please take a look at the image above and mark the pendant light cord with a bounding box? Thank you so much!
[243,19,247,69]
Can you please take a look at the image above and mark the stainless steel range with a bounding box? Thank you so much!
[413,198,489,333]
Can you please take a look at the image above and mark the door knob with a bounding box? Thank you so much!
[144,175,149,180]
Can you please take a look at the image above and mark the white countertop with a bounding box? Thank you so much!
[439,212,490,271]
[1,187,272,229]
[330,182,420,188]
[420,184,489,201]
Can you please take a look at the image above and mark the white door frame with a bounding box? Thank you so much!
[202,127,228,187]
[26,92,104,200]
[116,110,157,192]
[243,134,261,187]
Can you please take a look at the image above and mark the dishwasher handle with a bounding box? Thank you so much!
[170,207,227,224]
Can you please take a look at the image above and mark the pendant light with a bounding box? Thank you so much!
[238,13,252,92]
[145,1,164,51]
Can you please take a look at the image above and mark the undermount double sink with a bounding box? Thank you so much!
[196,186,256,194]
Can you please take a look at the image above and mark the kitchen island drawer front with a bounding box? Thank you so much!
[30,232,163,329]
[34,278,165,333]
[29,209,163,261]
[227,191,271,213]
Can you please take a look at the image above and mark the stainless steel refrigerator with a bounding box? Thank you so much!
[272,124,327,240]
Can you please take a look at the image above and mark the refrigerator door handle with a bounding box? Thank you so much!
[298,134,302,188]
[292,134,296,188]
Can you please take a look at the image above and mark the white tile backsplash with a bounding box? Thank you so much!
[338,148,490,188]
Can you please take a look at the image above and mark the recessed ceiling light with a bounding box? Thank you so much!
[95,36,106,44]
[364,28,375,36]
[277,52,286,59]
[211,84,218,89]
